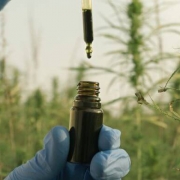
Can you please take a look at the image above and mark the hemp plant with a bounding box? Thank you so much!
[136,66,180,122]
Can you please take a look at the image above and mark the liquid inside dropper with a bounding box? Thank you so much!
[83,9,93,58]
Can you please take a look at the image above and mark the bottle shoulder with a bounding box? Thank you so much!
[71,106,103,113]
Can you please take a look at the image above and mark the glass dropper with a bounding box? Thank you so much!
[82,0,93,59]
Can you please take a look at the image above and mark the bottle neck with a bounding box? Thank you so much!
[73,81,101,109]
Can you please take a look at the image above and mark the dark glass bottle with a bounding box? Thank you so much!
[68,81,103,164]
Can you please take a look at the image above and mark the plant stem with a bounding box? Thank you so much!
[136,107,142,180]
[154,0,163,57]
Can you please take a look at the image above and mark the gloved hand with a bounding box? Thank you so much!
[0,0,10,10]
[5,125,131,180]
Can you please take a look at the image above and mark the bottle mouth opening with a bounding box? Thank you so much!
[77,81,99,87]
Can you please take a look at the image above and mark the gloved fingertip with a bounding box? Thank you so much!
[98,125,121,151]
[51,126,69,143]
[0,0,10,11]
[44,126,69,145]
[90,149,131,180]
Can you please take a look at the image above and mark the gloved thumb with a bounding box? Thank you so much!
[5,126,70,180]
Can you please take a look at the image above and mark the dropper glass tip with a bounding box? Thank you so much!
[87,53,91,58]
[86,44,92,59]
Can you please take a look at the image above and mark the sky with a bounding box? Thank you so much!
[1,0,180,104]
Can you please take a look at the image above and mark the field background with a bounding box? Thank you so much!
[1,0,180,179]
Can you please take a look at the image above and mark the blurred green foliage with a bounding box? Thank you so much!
[1,63,180,180]
[1,0,180,180]
[0,67,75,179]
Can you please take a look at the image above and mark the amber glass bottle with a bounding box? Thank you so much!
[68,81,103,164]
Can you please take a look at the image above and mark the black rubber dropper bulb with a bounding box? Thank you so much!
[68,81,103,163]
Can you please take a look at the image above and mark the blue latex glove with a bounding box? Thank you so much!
[5,125,131,180]
[0,0,10,10]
